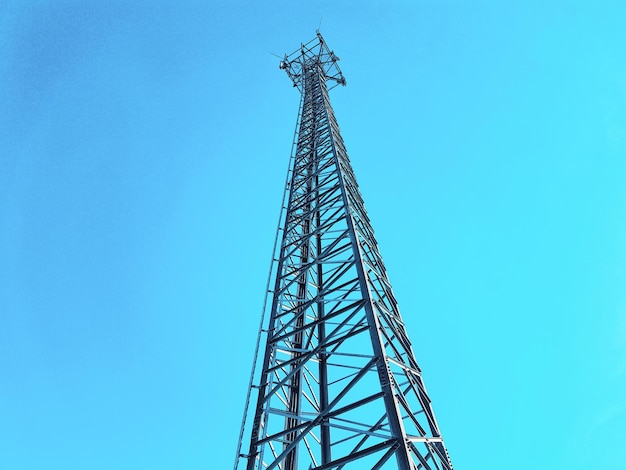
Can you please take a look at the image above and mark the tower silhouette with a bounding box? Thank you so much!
[235,33,453,470]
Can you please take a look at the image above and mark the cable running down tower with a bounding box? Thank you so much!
[235,32,453,470]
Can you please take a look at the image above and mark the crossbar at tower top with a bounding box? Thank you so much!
[279,31,346,92]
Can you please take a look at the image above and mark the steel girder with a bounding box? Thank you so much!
[235,33,453,470]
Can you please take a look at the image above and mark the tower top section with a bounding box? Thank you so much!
[279,31,346,92]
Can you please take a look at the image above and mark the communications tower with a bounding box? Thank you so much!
[234,32,453,470]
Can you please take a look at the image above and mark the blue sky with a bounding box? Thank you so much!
[1,1,625,469]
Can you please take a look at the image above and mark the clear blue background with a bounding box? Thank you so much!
[1,1,625,468]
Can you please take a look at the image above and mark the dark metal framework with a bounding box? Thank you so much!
[235,33,453,470]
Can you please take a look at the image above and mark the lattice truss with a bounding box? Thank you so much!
[235,33,453,470]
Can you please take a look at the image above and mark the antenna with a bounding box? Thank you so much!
[235,32,454,470]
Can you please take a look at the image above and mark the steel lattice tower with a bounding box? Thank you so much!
[235,33,453,470]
